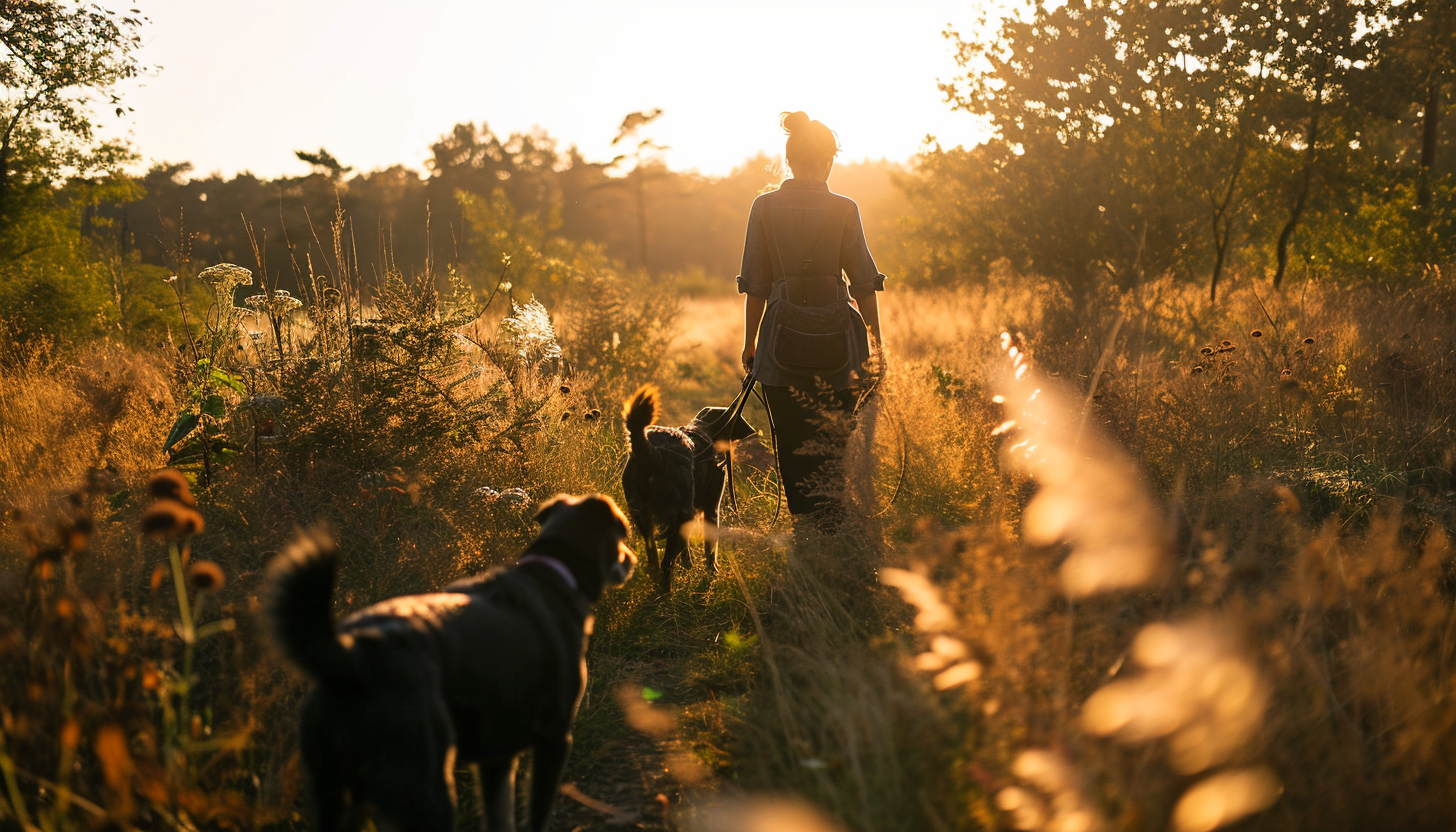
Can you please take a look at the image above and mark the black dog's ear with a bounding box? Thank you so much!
[534,495,570,526]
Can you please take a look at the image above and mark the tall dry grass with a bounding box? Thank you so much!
[5,262,1456,831]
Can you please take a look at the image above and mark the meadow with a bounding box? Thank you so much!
[4,239,1456,832]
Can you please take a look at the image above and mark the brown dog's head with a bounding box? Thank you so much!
[532,493,635,601]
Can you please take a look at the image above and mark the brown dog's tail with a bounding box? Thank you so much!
[623,385,659,460]
[264,528,358,687]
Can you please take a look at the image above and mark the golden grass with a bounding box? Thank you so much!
[4,272,1456,831]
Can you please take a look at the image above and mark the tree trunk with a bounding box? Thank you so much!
[1417,76,1442,211]
[1274,105,1322,290]
[634,172,650,278]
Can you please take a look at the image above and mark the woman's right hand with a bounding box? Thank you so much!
[741,344,756,375]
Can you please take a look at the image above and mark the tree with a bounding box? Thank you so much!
[919,0,1399,301]
[0,1,146,226]
[294,147,353,182]
[606,108,666,276]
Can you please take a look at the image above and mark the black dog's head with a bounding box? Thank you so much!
[694,406,757,442]
[532,493,635,601]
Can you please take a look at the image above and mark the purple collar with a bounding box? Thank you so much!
[517,553,578,592]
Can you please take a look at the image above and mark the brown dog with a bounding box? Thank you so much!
[265,494,635,832]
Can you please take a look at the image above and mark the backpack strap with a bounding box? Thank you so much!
[759,196,852,285]
[760,198,787,284]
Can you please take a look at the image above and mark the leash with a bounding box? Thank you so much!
[748,379,785,526]
[709,373,782,521]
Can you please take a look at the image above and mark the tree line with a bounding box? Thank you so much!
[5,1,1456,353]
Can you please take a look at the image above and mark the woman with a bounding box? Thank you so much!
[737,111,885,530]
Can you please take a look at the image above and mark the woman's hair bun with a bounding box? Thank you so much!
[780,111,811,134]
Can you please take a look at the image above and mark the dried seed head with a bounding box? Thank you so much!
[1192,365,1206,375]
[148,469,196,508]
[1220,340,1233,349]
[1200,346,1214,356]
[560,411,572,422]
[186,560,225,592]
[1250,329,1263,338]
[559,384,571,395]
[140,499,204,540]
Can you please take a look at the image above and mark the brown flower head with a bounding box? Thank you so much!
[187,560,225,592]
[140,499,204,540]
[1250,329,1263,338]
[1200,346,1214,356]
[148,469,196,508]
[560,411,572,422]
[1302,336,1316,345]
[559,384,571,395]
[1192,365,1206,375]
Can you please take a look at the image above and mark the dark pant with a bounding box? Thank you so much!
[762,384,858,524]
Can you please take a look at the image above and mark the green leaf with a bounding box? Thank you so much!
[106,489,131,509]
[202,395,226,418]
[164,412,199,452]
[209,368,246,394]
[641,687,663,702]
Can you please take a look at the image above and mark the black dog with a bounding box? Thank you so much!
[621,384,755,591]
[265,493,634,832]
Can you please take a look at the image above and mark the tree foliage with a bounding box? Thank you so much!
[908,0,1453,301]
[0,1,145,223]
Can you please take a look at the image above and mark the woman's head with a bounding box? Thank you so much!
[781,111,838,180]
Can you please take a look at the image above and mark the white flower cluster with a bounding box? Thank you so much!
[244,289,304,316]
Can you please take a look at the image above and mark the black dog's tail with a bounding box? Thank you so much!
[265,528,358,687]
[624,385,659,461]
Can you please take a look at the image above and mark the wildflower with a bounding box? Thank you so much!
[497,487,531,508]
[196,263,254,297]
[163,274,178,284]
[499,299,562,365]
[149,469,196,508]
[244,290,303,315]
[186,560,225,592]
[140,499,205,539]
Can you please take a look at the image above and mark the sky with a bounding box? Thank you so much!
[107,0,997,181]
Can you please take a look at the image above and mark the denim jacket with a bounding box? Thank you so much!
[735,178,887,300]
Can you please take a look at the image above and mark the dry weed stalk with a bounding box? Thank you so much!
[884,330,1284,832]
